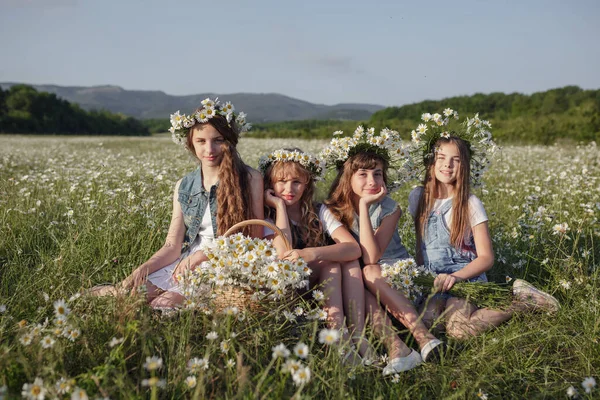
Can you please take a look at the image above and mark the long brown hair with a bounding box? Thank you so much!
[185,113,254,236]
[325,152,389,228]
[264,157,326,248]
[415,137,472,251]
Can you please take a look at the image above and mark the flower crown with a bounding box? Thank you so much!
[409,108,499,187]
[258,149,326,182]
[169,97,252,146]
[319,126,412,191]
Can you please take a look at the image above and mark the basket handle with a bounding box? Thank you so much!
[223,219,292,252]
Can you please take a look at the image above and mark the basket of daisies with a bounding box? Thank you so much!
[176,219,312,312]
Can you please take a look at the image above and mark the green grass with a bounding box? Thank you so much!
[0,135,598,399]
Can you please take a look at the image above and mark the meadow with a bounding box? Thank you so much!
[0,134,598,399]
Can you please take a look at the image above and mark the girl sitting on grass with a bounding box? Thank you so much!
[321,127,444,375]
[260,148,371,363]
[409,110,559,339]
[90,99,263,308]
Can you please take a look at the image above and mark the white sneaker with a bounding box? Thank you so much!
[382,350,422,376]
[420,339,444,363]
[513,279,560,314]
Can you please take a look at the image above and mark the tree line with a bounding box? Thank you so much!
[0,85,149,136]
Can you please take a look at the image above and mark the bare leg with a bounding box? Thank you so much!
[365,291,411,359]
[444,297,513,339]
[150,291,186,308]
[419,296,447,333]
[311,261,345,332]
[340,260,371,357]
[362,264,437,349]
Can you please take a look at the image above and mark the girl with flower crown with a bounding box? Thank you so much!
[90,99,263,308]
[409,111,559,338]
[321,127,444,375]
[260,148,374,362]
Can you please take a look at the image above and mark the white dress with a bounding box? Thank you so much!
[147,204,214,295]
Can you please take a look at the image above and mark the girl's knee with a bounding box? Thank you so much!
[362,264,380,283]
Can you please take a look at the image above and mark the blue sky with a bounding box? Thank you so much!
[1,0,599,106]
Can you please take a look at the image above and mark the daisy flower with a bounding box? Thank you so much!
[292,366,311,386]
[206,331,218,340]
[282,359,302,374]
[272,343,290,359]
[19,333,34,346]
[144,356,163,371]
[54,299,70,317]
[21,378,46,400]
[71,387,88,400]
[41,336,55,349]
[55,378,72,395]
[293,342,309,359]
[421,113,432,122]
[188,357,210,373]
[312,290,325,301]
[185,376,197,389]
[416,124,428,135]
[318,329,340,345]
[582,377,596,393]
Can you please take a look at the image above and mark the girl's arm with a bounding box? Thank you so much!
[264,189,293,258]
[435,221,495,292]
[248,168,265,238]
[123,180,186,289]
[358,187,399,265]
[284,225,361,264]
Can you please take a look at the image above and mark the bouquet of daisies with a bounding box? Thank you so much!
[178,233,312,308]
[381,258,512,309]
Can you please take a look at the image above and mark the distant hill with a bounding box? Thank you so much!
[0,83,384,122]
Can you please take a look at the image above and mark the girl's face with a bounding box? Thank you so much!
[272,171,307,207]
[350,161,385,198]
[434,142,460,185]
[191,124,225,167]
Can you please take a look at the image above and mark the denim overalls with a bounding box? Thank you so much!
[178,166,218,252]
[422,199,487,282]
[350,196,410,265]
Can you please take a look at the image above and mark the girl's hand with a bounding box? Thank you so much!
[282,248,316,264]
[359,186,387,207]
[264,189,285,209]
[172,256,193,282]
[434,273,464,292]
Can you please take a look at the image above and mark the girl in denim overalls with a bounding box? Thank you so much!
[90,100,264,308]
[411,136,558,339]
[325,151,444,375]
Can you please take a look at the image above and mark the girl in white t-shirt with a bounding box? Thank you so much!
[412,136,559,338]
[260,148,370,362]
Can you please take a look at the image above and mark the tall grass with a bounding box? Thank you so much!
[0,135,598,398]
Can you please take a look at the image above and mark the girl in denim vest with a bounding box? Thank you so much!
[410,136,558,339]
[260,148,373,364]
[91,100,263,308]
[321,128,444,375]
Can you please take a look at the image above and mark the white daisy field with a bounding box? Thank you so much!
[0,135,598,399]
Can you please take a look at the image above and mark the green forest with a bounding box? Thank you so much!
[2,85,599,144]
[249,86,600,144]
[0,85,149,136]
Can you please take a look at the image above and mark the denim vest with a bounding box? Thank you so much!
[422,199,487,282]
[351,196,409,263]
[178,166,218,252]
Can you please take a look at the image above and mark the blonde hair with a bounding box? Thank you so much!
[264,158,326,248]
[415,137,472,251]
[185,114,254,236]
[325,152,388,228]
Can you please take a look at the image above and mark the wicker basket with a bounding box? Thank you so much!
[212,219,292,313]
